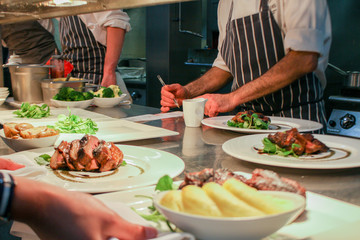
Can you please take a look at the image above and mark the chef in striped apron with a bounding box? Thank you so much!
[160,0,331,127]
[60,10,132,102]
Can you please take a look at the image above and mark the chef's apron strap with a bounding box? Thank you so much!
[260,0,269,11]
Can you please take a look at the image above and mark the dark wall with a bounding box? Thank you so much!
[324,0,360,116]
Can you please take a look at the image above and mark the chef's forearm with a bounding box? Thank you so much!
[103,27,126,74]
[184,67,233,98]
[231,50,319,105]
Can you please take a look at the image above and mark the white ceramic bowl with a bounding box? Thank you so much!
[154,190,305,240]
[93,94,127,108]
[0,129,59,152]
[50,98,93,109]
[0,98,6,106]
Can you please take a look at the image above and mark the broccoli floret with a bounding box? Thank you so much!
[102,88,115,98]
[83,91,94,100]
[69,91,85,101]
[54,87,75,100]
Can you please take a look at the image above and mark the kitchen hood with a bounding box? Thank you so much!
[0,0,193,24]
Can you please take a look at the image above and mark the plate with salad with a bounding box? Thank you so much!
[201,113,323,134]
[222,133,360,169]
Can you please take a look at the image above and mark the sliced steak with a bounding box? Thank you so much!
[94,141,123,172]
[50,150,66,169]
[78,135,99,166]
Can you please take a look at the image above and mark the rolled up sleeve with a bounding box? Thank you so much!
[282,0,330,57]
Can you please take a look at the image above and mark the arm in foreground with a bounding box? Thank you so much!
[10,176,157,240]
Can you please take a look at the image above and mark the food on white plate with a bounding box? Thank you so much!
[93,85,122,98]
[179,168,306,197]
[50,135,123,172]
[0,157,25,170]
[3,122,59,139]
[260,128,329,157]
[227,110,271,129]
[160,178,294,218]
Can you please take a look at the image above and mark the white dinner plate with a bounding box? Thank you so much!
[201,116,323,133]
[2,145,185,193]
[222,134,360,169]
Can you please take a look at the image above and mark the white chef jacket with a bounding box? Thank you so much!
[77,10,131,46]
[213,0,332,88]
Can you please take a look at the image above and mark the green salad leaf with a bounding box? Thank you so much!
[134,175,178,232]
[227,112,270,130]
[47,107,98,134]
[34,154,52,165]
[261,137,301,157]
[13,102,50,119]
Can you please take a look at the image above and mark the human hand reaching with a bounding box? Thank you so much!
[199,93,236,117]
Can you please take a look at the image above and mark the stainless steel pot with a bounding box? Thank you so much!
[328,63,360,88]
[3,64,51,103]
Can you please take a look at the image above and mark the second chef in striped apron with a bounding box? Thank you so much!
[160,0,331,128]
[60,10,132,102]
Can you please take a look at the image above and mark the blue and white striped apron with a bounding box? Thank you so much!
[60,16,106,85]
[221,0,326,127]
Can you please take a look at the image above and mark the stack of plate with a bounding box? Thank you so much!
[0,87,9,105]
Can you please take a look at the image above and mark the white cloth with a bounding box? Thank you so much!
[10,201,195,240]
[78,10,131,47]
[0,154,47,180]
[213,0,332,88]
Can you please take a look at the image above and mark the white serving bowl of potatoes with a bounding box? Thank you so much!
[153,179,306,240]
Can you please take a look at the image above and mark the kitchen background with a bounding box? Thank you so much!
[1,0,360,120]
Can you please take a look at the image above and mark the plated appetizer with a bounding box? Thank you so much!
[227,110,271,129]
[259,128,329,157]
[50,135,124,172]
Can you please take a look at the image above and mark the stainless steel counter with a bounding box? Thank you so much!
[1,103,360,206]
[1,102,360,239]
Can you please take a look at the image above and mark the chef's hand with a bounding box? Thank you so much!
[160,84,189,112]
[11,176,158,240]
[199,93,236,117]
[101,71,117,87]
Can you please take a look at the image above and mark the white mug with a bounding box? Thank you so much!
[182,98,207,127]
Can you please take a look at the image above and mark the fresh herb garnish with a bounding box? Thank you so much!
[47,108,98,134]
[34,154,51,165]
[261,137,301,157]
[13,102,50,119]
[134,175,178,232]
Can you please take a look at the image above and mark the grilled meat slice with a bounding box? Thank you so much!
[50,149,66,169]
[93,141,124,172]
[69,139,85,171]
[179,168,246,189]
[78,135,100,166]
[267,128,328,155]
[245,169,306,197]
[231,110,270,124]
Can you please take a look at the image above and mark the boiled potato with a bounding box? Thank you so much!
[223,178,294,214]
[160,190,183,212]
[181,185,222,217]
[203,182,265,217]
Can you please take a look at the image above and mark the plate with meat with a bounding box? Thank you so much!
[201,112,323,134]
[0,135,185,193]
[222,129,360,169]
